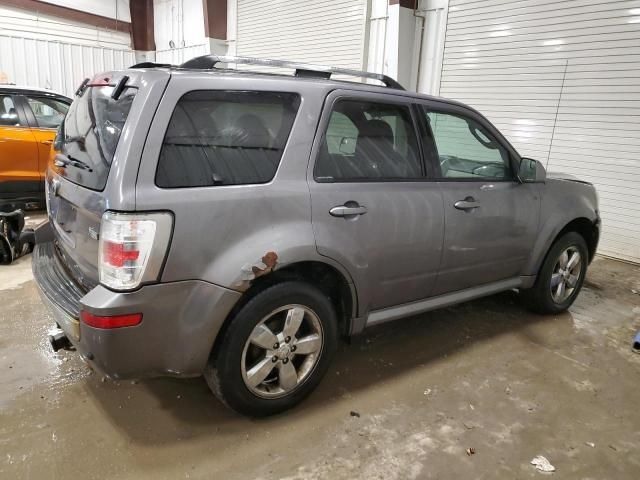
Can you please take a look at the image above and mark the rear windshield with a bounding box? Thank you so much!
[56,85,136,190]
[156,91,300,188]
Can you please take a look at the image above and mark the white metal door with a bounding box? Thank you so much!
[437,0,640,263]
[235,0,367,69]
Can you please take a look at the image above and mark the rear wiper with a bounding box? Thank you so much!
[75,78,89,97]
[54,154,93,172]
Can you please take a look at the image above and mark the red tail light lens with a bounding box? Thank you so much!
[81,311,142,329]
[103,240,140,268]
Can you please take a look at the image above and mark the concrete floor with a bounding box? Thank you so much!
[1,216,639,479]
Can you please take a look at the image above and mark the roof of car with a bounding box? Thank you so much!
[0,84,71,101]
[127,55,470,110]
[158,65,469,110]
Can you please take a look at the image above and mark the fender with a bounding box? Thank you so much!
[524,178,599,276]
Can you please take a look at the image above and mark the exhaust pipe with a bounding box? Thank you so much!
[48,327,72,352]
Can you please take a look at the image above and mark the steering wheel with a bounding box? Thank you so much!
[439,155,456,176]
[471,162,506,178]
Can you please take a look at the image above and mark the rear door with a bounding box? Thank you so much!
[309,90,444,314]
[417,102,540,295]
[19,94,69,181]
[0,93,39,198]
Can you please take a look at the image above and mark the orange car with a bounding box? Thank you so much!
[0,85,70,208]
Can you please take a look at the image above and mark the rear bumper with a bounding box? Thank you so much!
[32,222,242,378]
[32,238,83,341]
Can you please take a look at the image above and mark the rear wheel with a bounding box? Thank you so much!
[205,281,338,417]
[520,232,588,314]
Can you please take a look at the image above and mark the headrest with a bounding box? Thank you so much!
[220,114,271,148]
[358,119,393,141]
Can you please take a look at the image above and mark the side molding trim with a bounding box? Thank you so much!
[366,278,522,327]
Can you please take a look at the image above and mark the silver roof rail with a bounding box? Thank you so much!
[179,55,405,90]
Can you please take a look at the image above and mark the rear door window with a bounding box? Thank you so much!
[0,95,21,126]
[25,96,69,129]
[314,99,422,181]
[58,86,136,190]
[156,91,300,188]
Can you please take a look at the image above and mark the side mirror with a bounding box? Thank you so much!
[518,157,546,183]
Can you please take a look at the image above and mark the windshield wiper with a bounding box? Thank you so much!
[54,154,93,172]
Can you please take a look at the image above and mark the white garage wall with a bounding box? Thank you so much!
[0,36,134,98]
[40,0,131,22]
[0,5,131,49]
[438,0,640,263]
[156,43,208,64]
[0,5,133,97]
[235,0,367,69]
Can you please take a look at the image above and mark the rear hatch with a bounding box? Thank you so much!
[46,71,163,290]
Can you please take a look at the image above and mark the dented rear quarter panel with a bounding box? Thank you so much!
[135,72,352,293]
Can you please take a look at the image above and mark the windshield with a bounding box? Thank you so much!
[56,85,136,190]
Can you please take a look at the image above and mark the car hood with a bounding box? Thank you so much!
[546,171,593,186]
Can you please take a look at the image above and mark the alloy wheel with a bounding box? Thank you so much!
[550,246,582,304]
[241,304,324,398]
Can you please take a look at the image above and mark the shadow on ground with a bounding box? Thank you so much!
[86,289,559,444]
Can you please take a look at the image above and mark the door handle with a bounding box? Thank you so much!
[329,204,367,217]
[40,140,53,146]
[454,197,480,211]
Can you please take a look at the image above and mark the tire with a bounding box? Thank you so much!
[204,281,338,417]
[520,231,589,314]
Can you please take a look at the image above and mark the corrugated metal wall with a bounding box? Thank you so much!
[439,0,640,263]
[0,5,133,98]
[0,36,134,98]
[235,0,367,69]
[0,6,130,50]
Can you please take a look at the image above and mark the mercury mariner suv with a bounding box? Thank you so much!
[32,55,600,416]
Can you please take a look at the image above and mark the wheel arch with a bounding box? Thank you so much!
[554,217,599,262]
[210,260,358,360]
[528,216,599,277]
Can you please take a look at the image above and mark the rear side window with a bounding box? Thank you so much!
[0,95,21,126]
[156,91,300,188]
[25,96,69,129]
[58,86,136,190]
[314,99,421,182]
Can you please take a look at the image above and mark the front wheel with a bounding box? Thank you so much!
[204,281,338,417]
[520,232,588,314]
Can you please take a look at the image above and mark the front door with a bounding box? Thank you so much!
[419,107,539,295]
[0,94,39,199]
[309,92,444,314]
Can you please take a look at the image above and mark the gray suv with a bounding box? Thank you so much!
[32,56,600,416]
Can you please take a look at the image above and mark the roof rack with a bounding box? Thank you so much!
[177,55,405,90]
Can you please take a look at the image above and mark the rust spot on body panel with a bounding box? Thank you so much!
[236,251,279,289]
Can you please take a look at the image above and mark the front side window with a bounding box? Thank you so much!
[0,95,20,126]
[425,110,512,180]
[315,99,422,181]
[26,96,69,129]
[156,91,300,188]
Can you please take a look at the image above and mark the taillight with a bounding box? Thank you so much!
[81,311,142,329]
[98,211,173,291]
